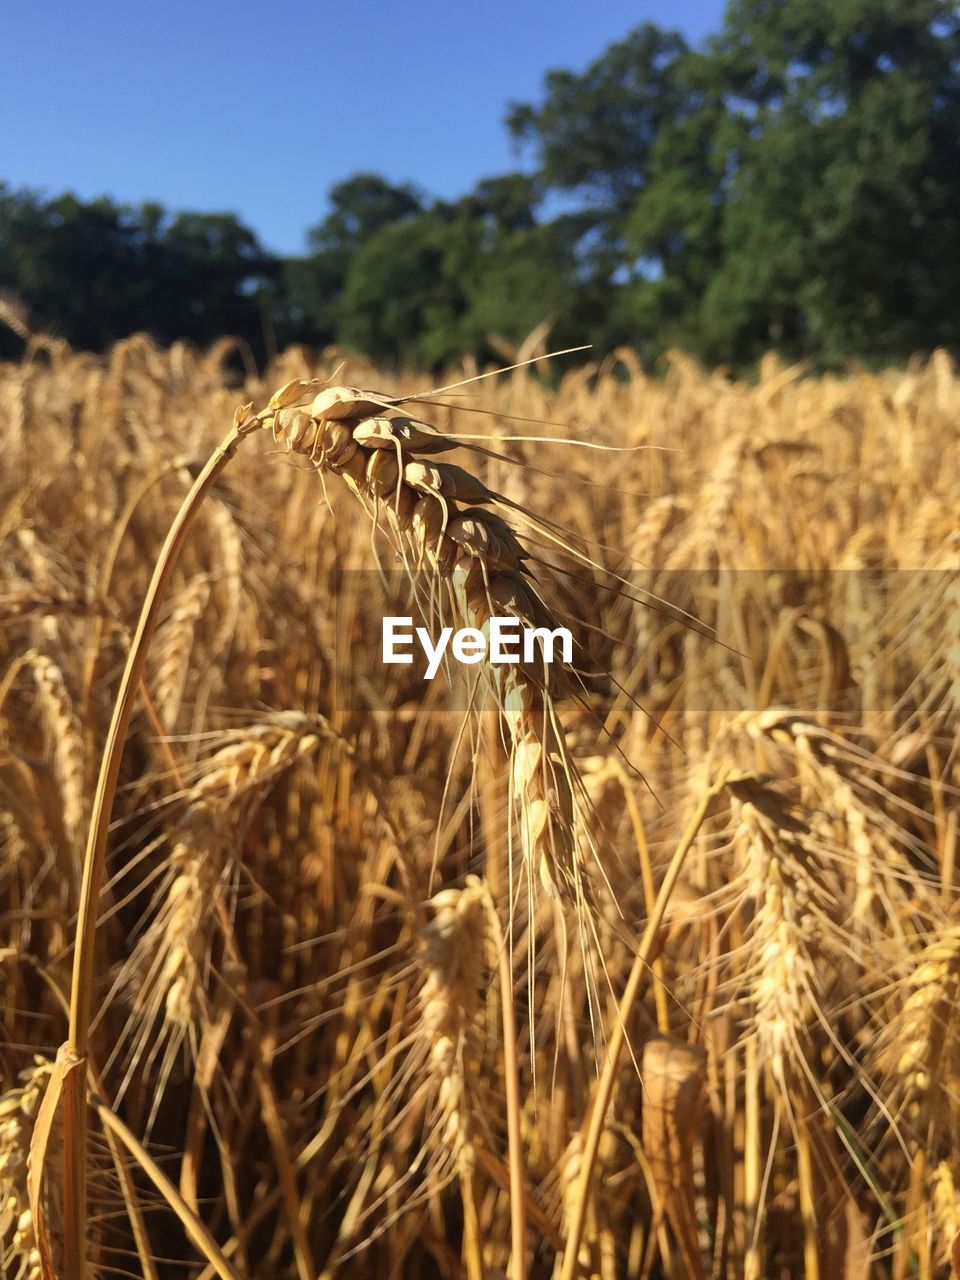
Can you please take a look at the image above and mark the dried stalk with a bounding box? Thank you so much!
[60,415,259,1278]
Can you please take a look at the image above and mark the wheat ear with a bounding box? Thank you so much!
[112,716,327,1107]
[25,652,86,860]
[730,777,819,1090]
[419,877,491,1280]
[150,573,211,731]
[268,389,591,909]
[1,1063,55,1280]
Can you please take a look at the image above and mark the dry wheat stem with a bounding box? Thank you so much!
[62,417,258,1279]
[485,889,528,1280]
[89,1091,241,1280]
[25,652,86,859]
[558,770,729,1280]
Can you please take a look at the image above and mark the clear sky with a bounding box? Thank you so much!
[5,2,724,255]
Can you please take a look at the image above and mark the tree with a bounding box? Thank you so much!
[5,2,959,370]
[696,0,960,364]
[507,23,692,266]
[335,175,586,368]
[0,188,146,350]
[274,174,424,347]
[621,47,738,353]
[0,186,276,356]
[455,174,539,233]
[337,212,468,367]
[308,173,423,257]
[509,1,960,367]
[152,211,276,349]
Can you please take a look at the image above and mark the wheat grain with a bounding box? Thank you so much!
[25,652,86,857]
[267,392,594,910]
[150,574,211,731]
[418,876,490,1169]
[0,1063,54,1280]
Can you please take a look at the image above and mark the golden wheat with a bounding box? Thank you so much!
[0,335,958,1278]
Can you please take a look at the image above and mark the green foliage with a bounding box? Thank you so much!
[0,186,274,357]
[694,0,960,365]
[509,0,960,368]
[308,173,423,255]
[337,214,463,366]
[506,23,692,256]
[334,177,583,366]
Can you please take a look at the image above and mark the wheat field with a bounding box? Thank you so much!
[1,330,959,1279]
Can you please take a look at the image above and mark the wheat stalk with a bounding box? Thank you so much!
[641,1035,708,1280]
[730,777,819,1089]
[932,1161,960,1271]
[881,928,960,1149]
[419,878,489,1160]
[119,717,327,1084]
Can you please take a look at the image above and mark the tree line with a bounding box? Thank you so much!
[2,0,958,370]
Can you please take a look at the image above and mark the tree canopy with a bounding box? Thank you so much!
[2,0,957,369]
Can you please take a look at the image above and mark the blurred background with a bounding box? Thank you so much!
[2,0,958,370]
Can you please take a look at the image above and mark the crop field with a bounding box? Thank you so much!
[1,332,959,1279]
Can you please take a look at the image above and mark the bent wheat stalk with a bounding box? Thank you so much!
[58,374,592,1277]
[60,412,261,1278]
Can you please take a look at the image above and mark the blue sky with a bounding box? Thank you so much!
[6,2,724,255]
